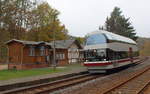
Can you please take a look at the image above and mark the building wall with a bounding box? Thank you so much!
[23,46,36,64]
[8,42,23,64]
[21,45,50,69]
[8,42,50,69]
[22,46,49,64]
[7,42,23,69]
[68,43,80,64]
[0,64,8,70]
[55,49,68,66]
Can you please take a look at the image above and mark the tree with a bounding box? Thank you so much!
[0,0,37,62]
[105,7,137,40]
[75,37,85,44]
[0,0,37,39]
[28,2,69,41]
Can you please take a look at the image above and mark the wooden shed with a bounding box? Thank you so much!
[6,39,52,70]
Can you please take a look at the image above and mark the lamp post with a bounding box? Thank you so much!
[53,15,56,70]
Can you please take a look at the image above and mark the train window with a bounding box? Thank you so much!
[97,49,106,56]
[106,49,129,60]
[86,34,106,45]
[119,52,128,59]
[133,51,139,57]
[85,49,139,62]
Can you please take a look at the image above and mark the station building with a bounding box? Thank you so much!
[6,39,83,70]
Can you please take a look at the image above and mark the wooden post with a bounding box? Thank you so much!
[21,45,24,69]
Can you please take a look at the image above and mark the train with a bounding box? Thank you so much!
[83,30,139,73]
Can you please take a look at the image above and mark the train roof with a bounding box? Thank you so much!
[87,30,136,44]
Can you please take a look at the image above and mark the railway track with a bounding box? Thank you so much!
[1,58,148,94]
[1,73,102,94]
[102,61,150,94]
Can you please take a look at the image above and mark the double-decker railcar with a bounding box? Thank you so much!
[84,30,139,73]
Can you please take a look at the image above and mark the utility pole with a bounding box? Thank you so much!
[50,9,59,70]
[53,14,56,70]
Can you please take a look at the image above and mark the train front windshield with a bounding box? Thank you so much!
[85,33,107,62]
[85,49,107,62]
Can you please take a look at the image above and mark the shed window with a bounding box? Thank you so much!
[40,46,45,56]
[29,46,35,56]
[56,53,65,60]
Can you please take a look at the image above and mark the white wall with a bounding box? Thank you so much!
[68,43,80,64]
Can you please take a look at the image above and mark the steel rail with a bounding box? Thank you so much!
[136,80,150,94]
[2,74,102,94]
[103,60,150,94]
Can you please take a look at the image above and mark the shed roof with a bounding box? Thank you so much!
[6,39,46,45]
[47,39,82,49]
[6,39,82,49]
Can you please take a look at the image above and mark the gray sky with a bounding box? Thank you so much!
[47,0,150,38]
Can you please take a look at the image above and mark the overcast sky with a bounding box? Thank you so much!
[46,0,150,38]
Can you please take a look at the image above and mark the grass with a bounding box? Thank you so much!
[0,63,85,80]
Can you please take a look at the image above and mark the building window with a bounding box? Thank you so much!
[56,53,65,60]
[29,46,35,56]
[40,46,45,56]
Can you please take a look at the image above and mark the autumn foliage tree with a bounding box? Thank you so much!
[0,0,69,62]
[27,2,69,41]
[0,0,69,41]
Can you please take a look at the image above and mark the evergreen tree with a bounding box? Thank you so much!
[105,7,137,40]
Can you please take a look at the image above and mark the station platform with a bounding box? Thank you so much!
[0,66,87,91]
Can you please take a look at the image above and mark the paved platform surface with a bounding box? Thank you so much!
[0,67,87,87]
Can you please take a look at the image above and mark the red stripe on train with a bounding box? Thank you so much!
[84,62,112,66]
[84,57,139,66]
[117,59,131,63]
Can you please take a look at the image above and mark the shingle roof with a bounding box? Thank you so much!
[6,39,45,45]
[6,39,82,49]
[47,39,77,49]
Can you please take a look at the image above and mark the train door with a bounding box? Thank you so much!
[112,52,118,67]
[129,47,133,62]
[108,49,118,67]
